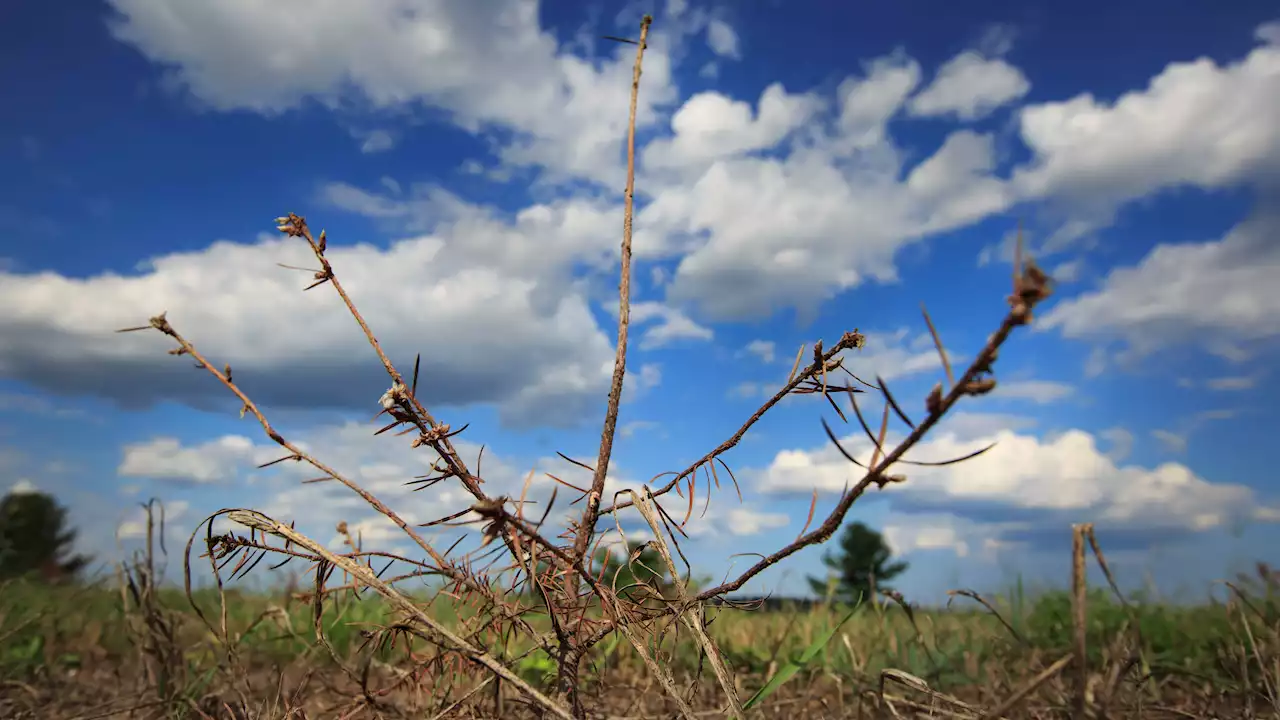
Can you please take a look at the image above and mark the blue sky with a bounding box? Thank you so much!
[2,0,1278,603]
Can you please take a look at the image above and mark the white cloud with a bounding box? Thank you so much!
[628,301,714,349]
[634,46,1016,320]
[1099,427,1134,463]
[903,130,1010,230]
[1259,21,1280,46]
[620,420,661,438]
[705,19,741,60]
[8,479,37,495]
[104,7,1030,322]
[1207,375,1257,390]
[833,54,921,148]
[846,328,956,383]
[0,189,622,426]
[756,426,1278,541]
[105,0,678,185]
[909,51,1030,120]
[672,503,790,539]
[647,125,1011,318]
[627,363,664,400]
[1150,429,1187,455]
[118,435,257,483]
[1042,209,1280,360]
[1013,35,1280,212]
[995,379,1074,404]
[743,340,776,364]
[720,507,788,536]
[883,511,1029,561]
[883,515,972,558]
[641,83,822,174]
[975,23,1018,58]
[358,129,395,154]
[1049,258,1084,283]
[728,381,769,400]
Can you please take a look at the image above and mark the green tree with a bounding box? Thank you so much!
[807,521,906,602]
[0,489,91,582]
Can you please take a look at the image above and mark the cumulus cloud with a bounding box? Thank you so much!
[755,425,1278,548]
[105,0,678,185]
[743,340,776,364]
[1099,427,1134,462]
[1013,34,1280,212]
[883,513,983,558]
[357,129,395,154]
[632,47,1016,320]
[705,19,741,60]
[641,83,823,174]
[834,54,921,150]
[994,379,1074,404]
[118,435,258,484]
[845,328,958,382]
[645,127,1011,318]
[1207,376,1257,390]
[909,51,1030,120]
[0,190,625,427]
[627,301,715,349]
[1041,208,1280,360]
[99,4,1280,332]
[1150,429,1187,455]
[716,507,789,536]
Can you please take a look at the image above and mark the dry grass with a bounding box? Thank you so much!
[5,12,1273,720]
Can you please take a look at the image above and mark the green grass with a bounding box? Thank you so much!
[4,571,1275,697]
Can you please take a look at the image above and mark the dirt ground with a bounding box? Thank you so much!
[2,659,1270,720]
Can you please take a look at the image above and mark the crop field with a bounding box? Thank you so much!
[1,542,1277,719]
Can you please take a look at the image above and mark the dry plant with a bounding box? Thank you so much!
[117,15,1058,719]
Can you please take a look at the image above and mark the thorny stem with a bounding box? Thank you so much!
[594,330,865,518]
[572,254,1051,654]
[691,312,1023,600]
[286,220,484,503]
[133,315,555,657]
[279,203,539,622]
[571,15,653,580]
[551,18,653,713]
[225,509,574,720]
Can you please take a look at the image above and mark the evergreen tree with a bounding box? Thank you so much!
[807,521,906,602]
[0,489,91,582]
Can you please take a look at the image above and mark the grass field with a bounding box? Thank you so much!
[2,541,1277,719]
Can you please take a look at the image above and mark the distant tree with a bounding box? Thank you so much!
[0,489,91,582]
[807,521,907,603]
